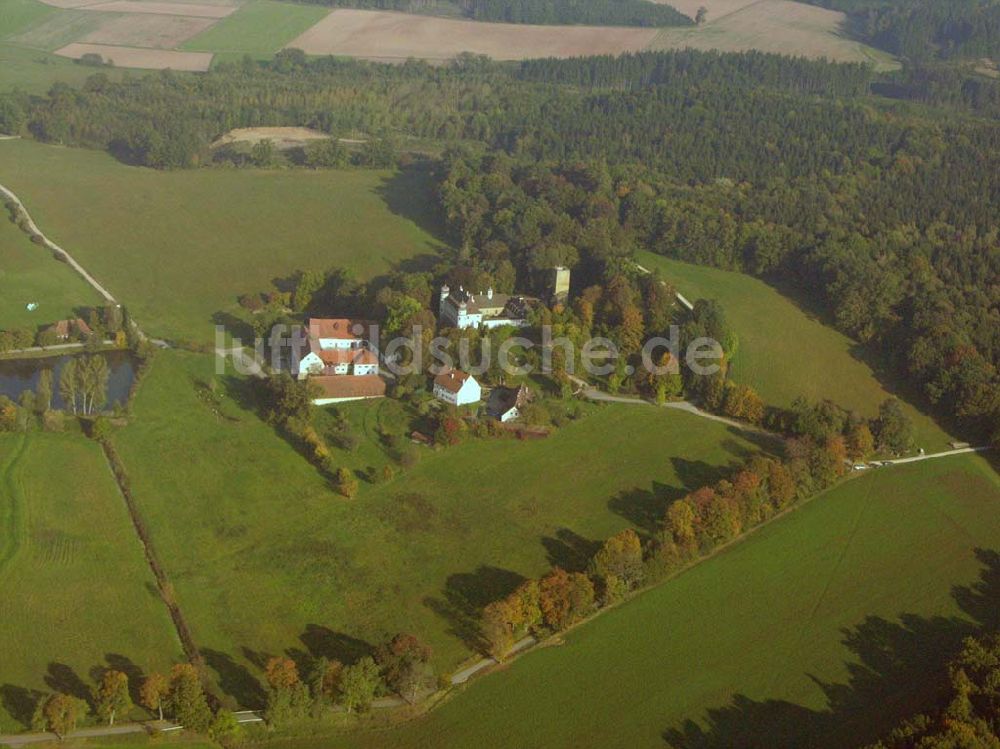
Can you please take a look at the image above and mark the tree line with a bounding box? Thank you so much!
[799,0,1000,61]
[286,0,692,27]
[478,409,897,659]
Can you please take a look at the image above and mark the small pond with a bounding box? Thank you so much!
[0,350,136,410]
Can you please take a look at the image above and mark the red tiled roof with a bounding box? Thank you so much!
[312,346,379,367]
[308,318,374,341]
[48,318,92,337]
[434,369,473,394]
[311,375,386,400]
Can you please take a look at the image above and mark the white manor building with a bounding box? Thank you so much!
[295,317,380,380]
[438,285,531,331]
[433,369,482,407]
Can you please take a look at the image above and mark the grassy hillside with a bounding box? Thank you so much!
[0,433,182,731]
[0,140,444,344]
[0,214,101,330]
[638,251,952,451]
[320,453,1000,749]
[113,350,765,690]
[181,0,329,58]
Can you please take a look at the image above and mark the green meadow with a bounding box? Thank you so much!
[638,250,952,451]
[0,140,444,344]
[182,0,329,58]
[0,433,182,732]
[0,214,100,330]
[112,350,765,692]
[314,453,1000,749]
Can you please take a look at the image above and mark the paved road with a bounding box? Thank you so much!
[567,373,775,438]
[450,636,536,685]
[882,446,990,466]
[0,712,263,747]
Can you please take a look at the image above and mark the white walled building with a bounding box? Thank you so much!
[295,318,379,379]
[438,286,531,331]
[433,369,482,407]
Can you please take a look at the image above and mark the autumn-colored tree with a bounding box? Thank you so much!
[616,304,645,356]
[766,460,797,510]
[589,529,644,592]
[847,422,875,461]
[307,656,343,711]
[434,415,465,446]
[265,657,300,692]
[825,435,850,476]
[538,568,595,631]
[481,600,515,659]
[376,633,433,702]
[335,467,358,499]
[263,657,311,726]
[664,499,697,546]
[41,693,86,737]
[140,673,168,721]
[167,663,211,732]
[96,670,132,726]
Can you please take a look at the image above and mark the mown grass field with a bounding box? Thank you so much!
[181,0,328,57]
[0,139,444,344]
[638,251,952,451]
[309,453,1000,749]
[0,214,100,330]
[113,350,765,693]
[648,0,898,71]
[0,433,182,732]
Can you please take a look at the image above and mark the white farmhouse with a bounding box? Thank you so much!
[438,286,531,331]
[433,369,482,407]
[295,318,379,380]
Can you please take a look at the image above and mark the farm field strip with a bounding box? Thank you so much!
[0,433,183,732]
[647,0,897,69]
[285,8,661,61]
[79,13,216,48]
[54,40,213,67]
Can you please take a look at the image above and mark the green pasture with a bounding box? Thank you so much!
[0,140,444,344]
[0,433,183,732]
[320,453,1000,749]
[181,0,328,57]
[111,350,765,698]
[0,214,100,331]
[638,251,953,451]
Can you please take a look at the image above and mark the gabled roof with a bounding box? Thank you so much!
[433,369,476,394]
[311,375,386,400]
[487,384,531,416]
[308,318,374,341]
[308,340,379,366]
[47,318,92,337]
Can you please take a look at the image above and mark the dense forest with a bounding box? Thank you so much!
[291,0,692,26]
[0,47,997,442]
[801,0,1000,60]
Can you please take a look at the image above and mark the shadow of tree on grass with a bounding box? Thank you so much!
[662,547,1000,748]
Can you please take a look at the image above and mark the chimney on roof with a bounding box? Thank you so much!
[487,287,493,300]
